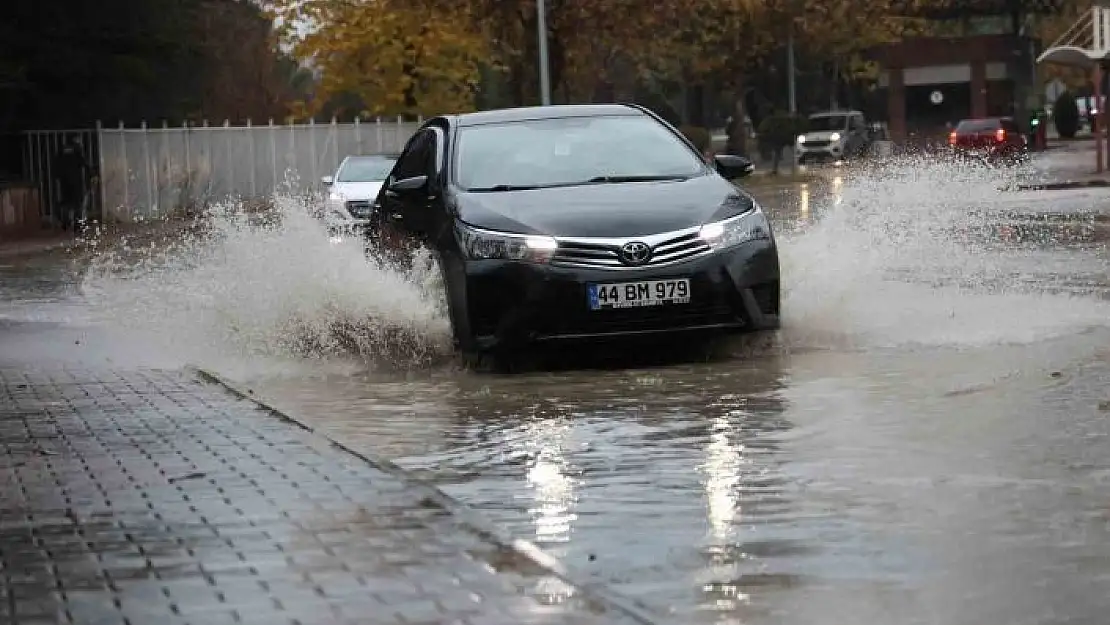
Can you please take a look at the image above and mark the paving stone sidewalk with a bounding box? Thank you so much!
[0,368,650,625]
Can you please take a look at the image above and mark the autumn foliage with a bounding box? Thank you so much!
[272,0,1048,119]
[278,0,492,118]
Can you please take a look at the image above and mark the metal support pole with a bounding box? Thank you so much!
[1102,63,1110,172]
[787,28,798,174]
[787,30,797,114]
[1096,64,1104,173]
[183,120,192,210]
[269,119,278,195]
[141,121,153,218]
[247,119,257,197]
[119,122,130,221]
[537,0,552,105]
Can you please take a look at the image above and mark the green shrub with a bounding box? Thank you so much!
[758,114,809,149]
[678,125,711,153]
[1053,90,1080,139]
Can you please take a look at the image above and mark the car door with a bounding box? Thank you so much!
[379,129,432,234]
[377,127,443,257]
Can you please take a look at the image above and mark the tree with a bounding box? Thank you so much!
[189,0,303,123]
[0,0,295,131]
[795,0,932,84]
[1053,89,1079,138]
[757,112,808,173]
[275,0,492,118]
[649,0,778,156]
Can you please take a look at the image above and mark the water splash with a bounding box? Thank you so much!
[76,156,1110,374]
[778,155,1110,351]
[80,194,452,372]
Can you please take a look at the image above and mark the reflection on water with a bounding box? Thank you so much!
[522,414,578,544]
[700,409,750,618]
[702,412,741,545]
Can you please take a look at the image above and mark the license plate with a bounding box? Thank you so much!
[587,279,691,310]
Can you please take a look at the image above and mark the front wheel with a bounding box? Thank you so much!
[434,254,516,372]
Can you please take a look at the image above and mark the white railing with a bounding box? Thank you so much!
[1047,6,1096,51]
[1099,5,1110,53]
[1043,5,1110,55]
[24,118,423,223]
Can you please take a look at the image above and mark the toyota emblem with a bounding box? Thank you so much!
[618,241,652,266]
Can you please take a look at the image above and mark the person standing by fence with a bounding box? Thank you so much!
[51,137,93,231]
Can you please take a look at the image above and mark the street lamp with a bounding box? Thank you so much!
[537,0,551,105]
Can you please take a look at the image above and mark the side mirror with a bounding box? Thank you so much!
[714,154,755,180]
[321,175,334,186]
[387,174,429,194]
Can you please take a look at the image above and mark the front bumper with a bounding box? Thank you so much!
[460,239,780,350]
[796,142,845,163]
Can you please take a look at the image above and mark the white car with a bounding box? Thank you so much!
[321,154,398,231]
[795,110,871,165]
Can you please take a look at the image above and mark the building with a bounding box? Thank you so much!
[873,33,1041,144]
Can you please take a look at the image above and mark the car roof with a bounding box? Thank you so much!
[809,110,861,117]
[344,153,400,160]
[956,117,1012,125]
[451,104,643,127]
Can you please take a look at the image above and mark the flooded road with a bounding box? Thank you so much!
[4,157,1110,623]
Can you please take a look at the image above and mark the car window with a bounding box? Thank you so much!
[850,115,865,130]
[1001,120,1020,134]
[452,115,706,191]
[336,157,396,182]
[807,115,847,132]
[955,119,1001,133]
[393,129,435,181]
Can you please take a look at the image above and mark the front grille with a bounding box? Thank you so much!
[804,140,831,148]
[346,200,374,218]
[551,231,711,269]
[538,301,742,338]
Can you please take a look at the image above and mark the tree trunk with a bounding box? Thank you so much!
[726,87,748,157]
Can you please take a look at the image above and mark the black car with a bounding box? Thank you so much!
[372,104,781,366]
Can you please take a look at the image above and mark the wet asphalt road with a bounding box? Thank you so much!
[3,158,1110,624]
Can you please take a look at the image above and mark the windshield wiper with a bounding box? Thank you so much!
[466,175,689,192]
[583,175,690,184]
[466,184,546,192]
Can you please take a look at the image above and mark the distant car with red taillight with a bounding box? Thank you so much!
[947,117,1028,165]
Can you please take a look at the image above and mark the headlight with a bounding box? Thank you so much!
[796,135,806,144]
[698,205,771,250]
[328,191,345,203]
[829,132,842,142]
[456,223,558,263]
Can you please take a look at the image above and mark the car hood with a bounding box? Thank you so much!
[453,175,755,238]
[331,181,384,200]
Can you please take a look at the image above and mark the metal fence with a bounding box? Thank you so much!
[23,118,423,223]
[23,129,103,223]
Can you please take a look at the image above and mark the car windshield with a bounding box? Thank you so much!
[453,115,706,191]
[807,115,847,132]
[337,157,396,182]
[955,119,1002,133]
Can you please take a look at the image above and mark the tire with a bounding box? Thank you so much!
[434,253,513,372]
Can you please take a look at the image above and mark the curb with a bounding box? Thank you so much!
[187,365,666,625]
[0,239,75,259]
[1014,179,1110,191]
